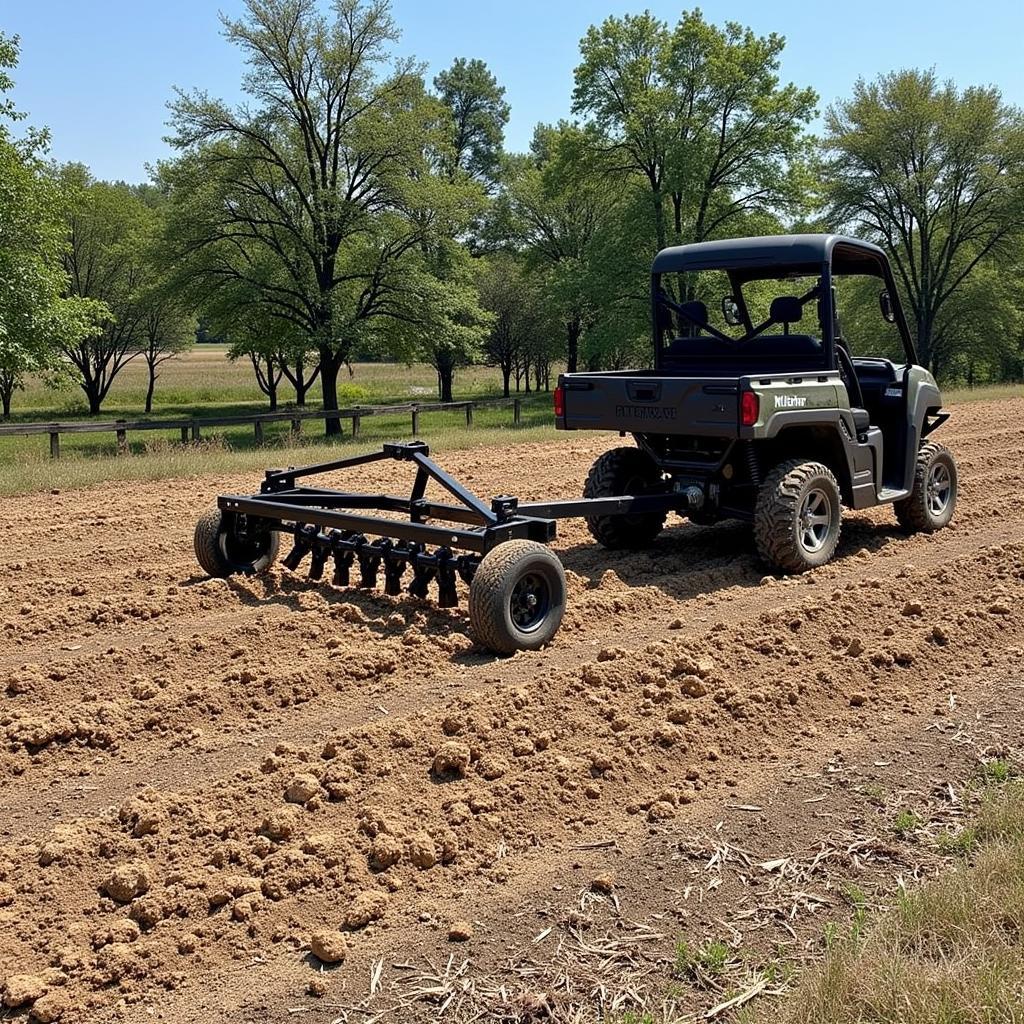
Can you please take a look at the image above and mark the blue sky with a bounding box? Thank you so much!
[6,0,1024,182]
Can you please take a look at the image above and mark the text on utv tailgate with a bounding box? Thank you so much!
[562,374,739,436]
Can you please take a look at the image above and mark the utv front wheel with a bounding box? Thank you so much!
[754,460,842,573]
[894,442,957,533]
[583,446,666,549]
[194,508,280,578]
[468,541,567,655]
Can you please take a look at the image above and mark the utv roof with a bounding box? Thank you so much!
[651,234,889,275]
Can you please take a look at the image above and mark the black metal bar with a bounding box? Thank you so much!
[243,487,496,527]
[262,448,391,490]
[410,450,496,522]
[518,494,684,519]
[219,495,496,552]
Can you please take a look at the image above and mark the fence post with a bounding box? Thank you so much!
[465,403,473,427]
[352,413,361,438]
[411,405,420,435]
[514,398,522,425]
[191,419,201,442]
[180,425,189,444]
[254,419,264,445]
[115,421,128,454]
[49,432,60,459]
[291,417,301,436]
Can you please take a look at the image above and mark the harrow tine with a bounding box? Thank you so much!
[358,540,384,589]
[436,548,458,608]
[283,525,316,571]
[332,549,354,587]
[308,533,330,581]
[408,558,437,600]
[383,547,406,596]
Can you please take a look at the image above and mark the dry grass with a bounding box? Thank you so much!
[751,782,1024,1024]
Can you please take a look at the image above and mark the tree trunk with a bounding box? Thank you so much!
[87,388,102,415]
[1,390,10,419]
[501,366,511,398]
[320,347,343,436]
[438,363,454,403]
[145,360,156,414]
[566,318,581,374]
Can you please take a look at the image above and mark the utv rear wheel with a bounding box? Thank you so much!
[468,541,566,655]
[583,446,666,549]
[894,442,957,533]
[754,460,842,573]
[194,508,280,578]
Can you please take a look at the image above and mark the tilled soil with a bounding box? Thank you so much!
[1,398,1024,1023]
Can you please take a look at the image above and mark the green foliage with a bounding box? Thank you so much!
[433,57,509,187]
[572,10,817,251]
[893,810,922,836]
[162,0,487,428]
[674,937,731,980]
[823,69,1024,376]
[0,33,108,418]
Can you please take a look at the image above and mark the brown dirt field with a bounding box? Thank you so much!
[2,397,1024,1023]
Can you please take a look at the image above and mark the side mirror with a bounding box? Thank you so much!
[721,295,742,327]
[879,289,896,324]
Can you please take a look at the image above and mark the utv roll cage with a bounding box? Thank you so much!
[650,234,918,370]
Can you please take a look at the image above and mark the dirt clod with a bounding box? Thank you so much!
[432,740,471,777]
[101,862,151,903]
[4,974,46,1008]
[285,773,321,804]
[343,890,388,930]
[448,920,474,941]
[310,930,347,964]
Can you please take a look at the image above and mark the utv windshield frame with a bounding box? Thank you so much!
[650,234,917,370]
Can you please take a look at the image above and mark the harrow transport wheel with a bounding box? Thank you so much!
[894,442,958,533]
[754,460,842,574]
[583,446,666,549]
[469,541,567,655]
[194,508,280,578]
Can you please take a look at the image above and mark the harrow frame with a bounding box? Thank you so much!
[206,441,690,649]
[218,440,686,555]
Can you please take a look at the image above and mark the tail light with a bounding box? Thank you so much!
[740,390,759,427]
[553,385,565,418]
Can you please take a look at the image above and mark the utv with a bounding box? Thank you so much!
[194,234,956,654]
[556,233,958,572]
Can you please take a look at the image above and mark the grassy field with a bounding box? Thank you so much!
[0,345,1020,496]
[0,347,558,492]
[8,345,514,420]
[755,778,1024,1024]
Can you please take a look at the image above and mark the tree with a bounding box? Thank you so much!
[433,57,509,188]
[59,166,151,414]
[138,287,193,414]
[164,0,477,435]
[278,338,321,406]
[0,34,107,418]
[377,241,491,401]
[500,124,621,373]
[571,11,816,255]
[823,70,1024,372]
[478,255,548,396]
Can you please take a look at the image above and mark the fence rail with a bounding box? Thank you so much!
[0,398,527,459]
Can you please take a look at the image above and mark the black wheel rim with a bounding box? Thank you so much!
[220,529,269,570]
[510,571,551,633]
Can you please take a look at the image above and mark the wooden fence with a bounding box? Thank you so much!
[0,398,526,459]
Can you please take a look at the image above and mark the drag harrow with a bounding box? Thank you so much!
[193,441,689,654]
